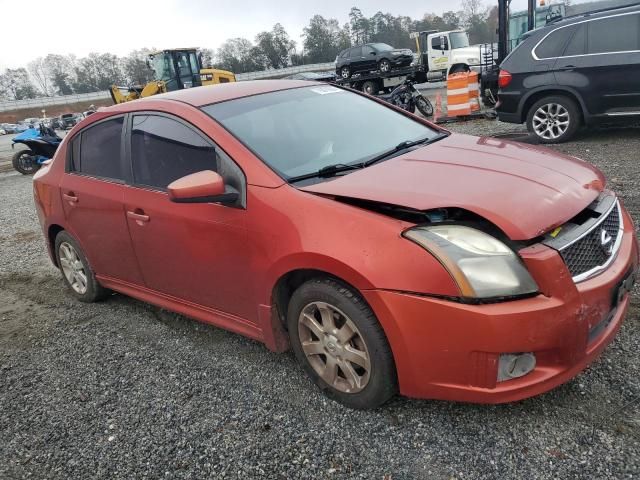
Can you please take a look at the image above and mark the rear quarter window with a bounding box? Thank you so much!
[534,25,575,59]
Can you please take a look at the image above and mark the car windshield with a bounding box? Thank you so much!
[450,32,470,49]
[202,86,438,180]
[371,43,394,52]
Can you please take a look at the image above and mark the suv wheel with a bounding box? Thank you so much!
[378,59,391,73]
[287,278,397,409]
[340,66,351,79]
[526,95,580,143]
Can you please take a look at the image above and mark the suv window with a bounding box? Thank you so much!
[74,117,124,180]
[131,114,216,189]
[587,13,640,54]
[362,45,375,55]
[563,24,586,56]
[535,26,574,59]
[350,47,362,57]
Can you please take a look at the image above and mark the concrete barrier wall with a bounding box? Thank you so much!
[235,62,335,81]
[0,91,111,113]
[0,62,337,112]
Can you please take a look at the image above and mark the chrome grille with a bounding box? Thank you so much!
[558,200,622,281]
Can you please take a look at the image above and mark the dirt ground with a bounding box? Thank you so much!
[0,120,639,479]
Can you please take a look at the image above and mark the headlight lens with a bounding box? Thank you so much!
[403,225,538,299]
[467,57,480,65]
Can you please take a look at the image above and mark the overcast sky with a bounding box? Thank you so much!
[0,0,545,70]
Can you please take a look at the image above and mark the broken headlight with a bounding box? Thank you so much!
[403,225,538,299]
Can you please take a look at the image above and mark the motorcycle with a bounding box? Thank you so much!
[11,124,62,175]
[377,79,434,118]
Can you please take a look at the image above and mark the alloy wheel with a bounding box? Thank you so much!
[341,67,350,79]
[59,242,88,294]
[379,60,390,73]
[532,103,570,140]
[298,301,371,393]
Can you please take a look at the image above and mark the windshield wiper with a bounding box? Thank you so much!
[362,132,450,167]
[288,163,363,183]
[287,132,449,184]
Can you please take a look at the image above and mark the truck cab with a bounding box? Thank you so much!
[413,30,483,80]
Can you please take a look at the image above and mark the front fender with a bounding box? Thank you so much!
[261,251,377,306]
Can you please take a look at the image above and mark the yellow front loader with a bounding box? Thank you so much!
[110,48,236,104]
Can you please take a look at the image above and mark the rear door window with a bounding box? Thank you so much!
[563,23,587,56]
[587,13,640,54]
[74,117,124,180]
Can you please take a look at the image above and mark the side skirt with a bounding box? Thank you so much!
[97,275,264,343]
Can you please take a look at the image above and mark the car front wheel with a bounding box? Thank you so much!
[287,278,397,409]
[526,95,580,143]
[340,66,351,79]
[378,59,391,73]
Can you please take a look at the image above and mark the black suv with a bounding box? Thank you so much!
[335,43,414,79]
[496,4,640,143]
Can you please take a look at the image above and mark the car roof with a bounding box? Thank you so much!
[544,2,639,28]
[104,80,322,113]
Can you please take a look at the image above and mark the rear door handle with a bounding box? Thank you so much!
[127,209,150,224]
[557,65,576,71]
[63,192,78,204]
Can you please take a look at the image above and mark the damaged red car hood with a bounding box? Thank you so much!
[299,134,605,240]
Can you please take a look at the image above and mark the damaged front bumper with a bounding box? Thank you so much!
[362,203,639,403]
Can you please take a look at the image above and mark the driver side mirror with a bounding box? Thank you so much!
[168,170,238,205]
[370,51,377,55]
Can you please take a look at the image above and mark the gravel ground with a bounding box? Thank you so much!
[1,120,639,479]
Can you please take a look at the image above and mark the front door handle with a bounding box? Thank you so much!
[557,65,576,71]
[63,192,78,204]
[127,209,150,225]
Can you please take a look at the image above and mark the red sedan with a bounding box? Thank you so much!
[33,80,638,409]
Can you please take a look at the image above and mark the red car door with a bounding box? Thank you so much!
[122,113,254,322]
[60,116,144,285]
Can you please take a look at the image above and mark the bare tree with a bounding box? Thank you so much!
[28,57,53,96]
[0,68,38,100]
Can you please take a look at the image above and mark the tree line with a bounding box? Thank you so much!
[0,1,497,101]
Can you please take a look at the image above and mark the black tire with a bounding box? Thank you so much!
[287,278,397,409]
[12,149,41,175]
[54,231,110,302]
[416,95,434,117]
[340,66,351,79]
[362,80,379,95]
[378,59,391,73]
[526,95,581,144]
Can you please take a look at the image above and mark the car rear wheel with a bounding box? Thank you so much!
[287,278,397,409]
[526,95,580,143]
[340,66,351,79]
[378,59,391,73]
[55,231,110,302]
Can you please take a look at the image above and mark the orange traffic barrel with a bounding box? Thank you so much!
[446,72,470,117]
[468,71,481,112]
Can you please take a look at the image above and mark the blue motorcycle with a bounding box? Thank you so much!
[12,124,62,175]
